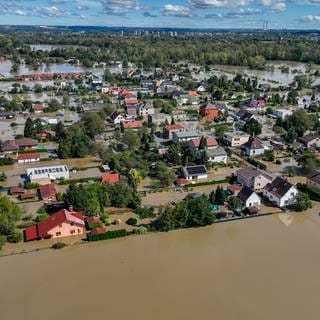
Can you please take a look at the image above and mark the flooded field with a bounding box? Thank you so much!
[1,212,320,320]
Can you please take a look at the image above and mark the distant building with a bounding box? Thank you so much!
[148,113,172,126]
[163,124,185,140]
[39,183,57,203]
[273,109,292,120]
[181,165,208,181]
[120,120,143,131]
[298,133,320,149]
[1,138,38,154]
[199,102,218,120]
[101,173,120,184]
[241,138,265,157]
[206,146,228,163]
[172,130,199,143]
[223,131,250,147]
[27,165,69,184]
[238,186,261,209]
[306,170,320,190]
[17,153,40,164]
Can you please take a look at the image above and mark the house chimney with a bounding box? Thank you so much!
[69,205,74,212]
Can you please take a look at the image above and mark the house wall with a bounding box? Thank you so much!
[184,173,208,181]
[208,155,227,163]
[18,157,40,163]
[245,193,261,208]
[307,178,320,190]
[47,222,84,239]
[263,186,298,207]
[307,138,320,148]
[225,135,250,147]
[200,108,218,119]
[253,175,272,190]
[244,147,265,157]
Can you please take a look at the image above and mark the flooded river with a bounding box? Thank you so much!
[1,212,320,320]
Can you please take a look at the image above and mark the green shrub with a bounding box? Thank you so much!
[126,217,138,225]
[52,242,66,249]
[135,206,156,219]
[17,221,35,229]
[0,235,6,250]
[275,159,282,164]
[25,182,40,189]
[22,214,33,221]
[247,158,267,170]
[0,158,14,166]
[7,230,23,243]
[132,227,148,234]
[88,221,103,230]
[87,229,127,242]
[35,213,49,222]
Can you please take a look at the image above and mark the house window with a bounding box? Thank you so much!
[78,229,82,233]
[70,230,75,234]
[56,232,61,236]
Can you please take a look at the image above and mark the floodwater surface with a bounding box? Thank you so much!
[1,213,320,320]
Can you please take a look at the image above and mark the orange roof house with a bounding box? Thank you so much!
[101,173,120,184]
[199,102,218,120]
[39,183,57,203]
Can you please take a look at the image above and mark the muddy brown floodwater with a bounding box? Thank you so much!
[1,212,320,320]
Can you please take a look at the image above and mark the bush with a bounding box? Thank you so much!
[0,158,14,166]
[7,230,23,243]
[88,221,103,230]
[35,213,49,222]
[132,226,148,234]
[22,214,33,221]
[275,159,282,164]
[247,158,267,170]
[135,206,156,219]
[52,242,66,249]
[87,229,127,242]
[17,221,35,229]
[25,182,40,189]
[126,217,138,225]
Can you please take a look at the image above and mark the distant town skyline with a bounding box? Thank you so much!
[1,0,320,29]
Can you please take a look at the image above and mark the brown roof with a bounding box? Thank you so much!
[39,183,57,200]
[243,138,264,150]
[237,167,272,181]
[200,102,216,110]
[10,186,25,194]
[264,177,295,198]
[307,170,320,184]
[17,153,40,160]
[298,133,319,144]
[163,124,185,131]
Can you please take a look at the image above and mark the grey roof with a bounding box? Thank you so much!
[237,167,272,181]
[264,176,294,197]
[238,185,254,202]
[298,133,319,144]
[173,130,199,139]
[307,170,320,184]
[207,146,227,157]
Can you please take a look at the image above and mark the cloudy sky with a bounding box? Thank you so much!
[1,0,320,29]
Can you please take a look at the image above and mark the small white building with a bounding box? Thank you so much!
[27,165,69,184]
[206,146,228,164]
[263,176,298,208]
[181,165,208,181]
[242,138,265,157]
[238,186,261,208]
[273,109,293,120]
[223,131,251,147]
[173,130,199,143]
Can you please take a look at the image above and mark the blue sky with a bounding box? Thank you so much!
[1,0,320,29]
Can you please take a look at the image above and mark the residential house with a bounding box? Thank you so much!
[39,183,57,203]
[298,133,320,149]
[148,113,172,126]
[189,136,218,151]
[235,110,255,124]
[236,167,273,191]
[242,138,265,157]
[101,173,120,184]
[17,153,40,164]
[9,186,26,196]
[172,109,188,121]
[227,184,243,196]
[248,99,266,112]
[126,106,138,118]
[20,192,36,200]
[223,131,251,147]
[1,138,38,154]
[181,165,208,181]
[199,102,218,120]
[109,86,121,95]
[124,95,139,107]
[111,111,126,125]
[138,102,154,117]
[263,176,298,207]
[121,120,143,131]
[207,146,228,163]
[33,104,44,113]
[306,170,320,190]
[238,185,261,208]
[163,124,186,140]
[24,208,85,241]
[273,109,292,120]
[172,130,199,143]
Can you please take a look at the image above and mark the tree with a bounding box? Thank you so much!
[199,136,207,150]
[228,196,242,213]
[128,168,143,189]
[24,117,34,138]
[55,121,66,141]
[209,190,216,204]
[298,152,320,174]
[293,192,312,212]
[214,124,229,141]
[215,186,227,205]
[81,112,104,138]
[123,130,140,150]
[155,162,175,187]
[0,196,22,245]
[243,119,262,136]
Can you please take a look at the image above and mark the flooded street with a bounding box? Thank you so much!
[1,212,320,320]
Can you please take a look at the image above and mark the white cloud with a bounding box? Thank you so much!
[33,6,69,17]
[163,4,192,17]
[99,0,139,14]
[188,0,250,8]
[261,0,286,12]
[302,14,320,21]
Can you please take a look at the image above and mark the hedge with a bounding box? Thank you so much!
[59,176,101,185]
[87,229,127,242]
[247,158,267,170]
[184,178,229,188]
[297,183,320,201]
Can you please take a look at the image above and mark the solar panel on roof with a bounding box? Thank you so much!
[186,166,207,175]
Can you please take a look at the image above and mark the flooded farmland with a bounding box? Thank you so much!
[1,212,320,320]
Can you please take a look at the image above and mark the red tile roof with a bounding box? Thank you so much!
[121,120,143,129]
[163,124,185,131]
[10,186,25,194]
[39,183,57,200]
[33,104,43,111]
[17,153,40,161]
[101,173,120,184]
[20,192,36,200]
[24,208,85,241]
[190,137,218,149]
[86,216,101,224]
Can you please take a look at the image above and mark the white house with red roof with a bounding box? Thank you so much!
[241,137,265,157]
[17,153,40,163]
[24,208,85,241]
